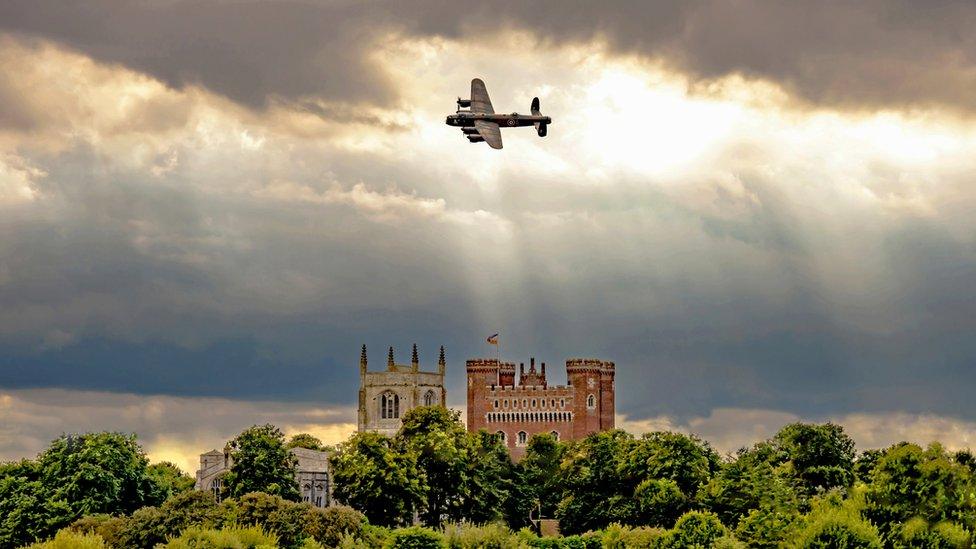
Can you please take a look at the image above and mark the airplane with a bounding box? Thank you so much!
[445,78,551,149]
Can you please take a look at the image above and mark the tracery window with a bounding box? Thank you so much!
[551,431,560,441]
[587,394,596,409]
[424,390,437,406]
[381,391,400,419]
[517,431,528,446]
[210,478,222,503]
[496,431,507,444]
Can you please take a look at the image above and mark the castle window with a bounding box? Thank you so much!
[493,399,499,409]
[517,431,528,446]
[513,399,518,409]
[560,398,565,408]
[587,394,596,409]
[523,399,528,408]
[496,431,507,444]
[531,398,537,408]
[551,431,560,441]
[381,392,400,419]
[504,399,509,408]
[424,390,437,407]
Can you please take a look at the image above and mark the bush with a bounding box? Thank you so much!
[303,504,365,547]
[157,524,278,549]
[600,523,666,548]
[388,526,445,549]
[668,511,728,547]
[443,522,526,548]
[894,517,972,549]
[790,506,882,549]
[634,478,687,528]
[20,529,107,549]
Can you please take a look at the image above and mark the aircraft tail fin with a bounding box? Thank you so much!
[531,97,547,137]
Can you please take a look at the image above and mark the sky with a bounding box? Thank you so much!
[2,1,976,473]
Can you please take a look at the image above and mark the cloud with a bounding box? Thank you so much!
[0,30,974,434]
[619,408,976,455]
[0,388,356,473]
[5,2,976,113]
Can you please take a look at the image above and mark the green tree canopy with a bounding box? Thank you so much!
[331,431,425,527]
[286,433,327,452]
[223,424,300,501]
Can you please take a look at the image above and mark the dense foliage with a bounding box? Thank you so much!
[7,412,976,547]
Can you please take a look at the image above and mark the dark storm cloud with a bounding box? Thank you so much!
[4,1,976,112]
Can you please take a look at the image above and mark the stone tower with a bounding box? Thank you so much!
[358,344,447,436]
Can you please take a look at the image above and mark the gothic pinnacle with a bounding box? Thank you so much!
[387,346,395,370]
[412,343,419,365]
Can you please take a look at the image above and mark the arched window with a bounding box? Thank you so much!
[560,398,565,408]
[424,390,437,407]
[517,431,528,446]
[504,399,509,408]
[587,394,596,409]
[381,392,400,419]
[210,478,222,503]
[531,398,537,408]
[551,431,560,441]
[496,431,507,444]
[523,399,528,408]
[493,399,499,409]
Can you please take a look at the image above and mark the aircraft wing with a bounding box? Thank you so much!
[474,120,503,149]
[470,78,494,114]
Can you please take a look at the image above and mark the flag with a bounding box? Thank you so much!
[486,333,499,345]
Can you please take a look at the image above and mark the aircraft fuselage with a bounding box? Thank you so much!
[445,112,551,128]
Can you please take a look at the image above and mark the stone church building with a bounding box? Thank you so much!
[357,344,447,436]
[466,356,615,458]
[194,445,333,507]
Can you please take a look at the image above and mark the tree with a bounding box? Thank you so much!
[145,461,194,502]
[555,430,635,533]
[699,442,799,527]
[512,432,565,527]
[620,432,720,499]
[223,424,300,501]
[634,478,687,528]
[773,423,856,496]
[332,431,425,527]
[864,442,976,543]
[38,433,159,517]
[0,461,72,547]
[287,433,327,452]
[397,406,509,526]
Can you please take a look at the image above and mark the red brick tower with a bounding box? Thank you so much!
[567,359,615,439]
[466,358,499,430]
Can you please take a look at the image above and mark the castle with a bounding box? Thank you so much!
[357,344,447,436]
[466,356,615,458]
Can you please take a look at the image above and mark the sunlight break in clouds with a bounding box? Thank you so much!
[0,25,975,455]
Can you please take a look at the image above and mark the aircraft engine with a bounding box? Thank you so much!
[457,97,472,108]
[467,135,485,143]
[462,128,479,135]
